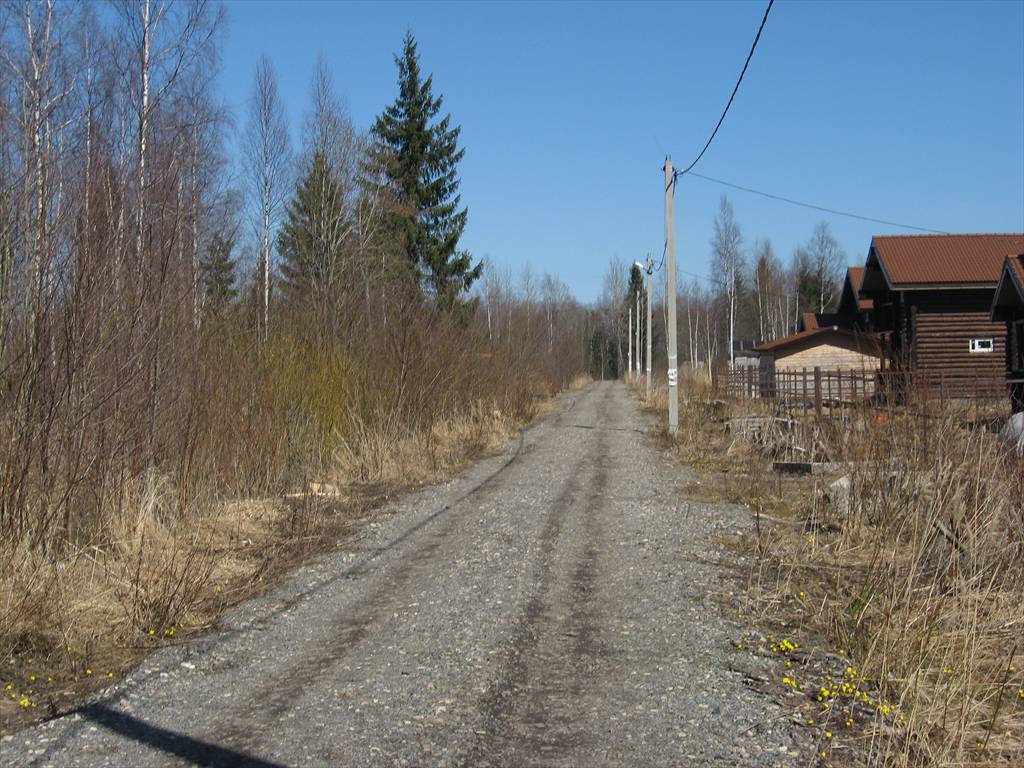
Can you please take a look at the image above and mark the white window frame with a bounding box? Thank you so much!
[969,338,994,353]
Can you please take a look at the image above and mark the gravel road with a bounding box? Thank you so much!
[2,381,803,767]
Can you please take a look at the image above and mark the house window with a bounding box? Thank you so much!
[969,338,994,353]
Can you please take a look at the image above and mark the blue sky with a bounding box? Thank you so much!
[219,0,1024,301]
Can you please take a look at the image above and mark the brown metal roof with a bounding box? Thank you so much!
[754,327,832,352]
[754,325,878,353]
[870,233,1024,287]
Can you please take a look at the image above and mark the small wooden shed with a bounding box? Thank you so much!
[755,326,880,399]
[756,326,880,372]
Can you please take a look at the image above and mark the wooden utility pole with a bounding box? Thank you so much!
[646,253,653,395]
[665,158,679,433]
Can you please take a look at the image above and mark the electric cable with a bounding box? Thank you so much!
[676,0,775,177]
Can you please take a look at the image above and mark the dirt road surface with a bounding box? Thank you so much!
[2,382,802,767]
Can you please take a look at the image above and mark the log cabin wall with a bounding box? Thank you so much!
[907,290,1006,388]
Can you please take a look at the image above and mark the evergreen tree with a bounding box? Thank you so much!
[277,151,348,301]
[626,263,646,306]
[625,263,647,334]
[200,231,238,313]
[792,247,819,318]
[370,31,481,312]
[588,328,619,380]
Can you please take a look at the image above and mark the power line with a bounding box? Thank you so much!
[677,0,775,177]
[652,239,721,286]
[685,171,948,234]
[680,267,724,286]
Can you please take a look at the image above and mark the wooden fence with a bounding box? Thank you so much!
[716,365,1009,415]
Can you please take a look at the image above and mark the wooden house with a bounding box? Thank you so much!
[860,233,1024,394]
[796,267,873,333]
[755,326,879,371]
[836,266,873,330]
[754,325,880,399]
[990,253,1024,411]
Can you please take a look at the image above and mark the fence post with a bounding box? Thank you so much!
[974,371,979,423]
[814,366,823,418]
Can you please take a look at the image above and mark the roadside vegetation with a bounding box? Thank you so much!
[639,375,1024,767]
[0,7,597,731]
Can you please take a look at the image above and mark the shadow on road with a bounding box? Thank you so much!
[80,704,287,768]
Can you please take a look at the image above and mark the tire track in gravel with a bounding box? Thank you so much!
[458,384,612,767]
[203,396,599,755]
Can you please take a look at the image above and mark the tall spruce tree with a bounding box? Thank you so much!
[626,263,646,307]
[277,151,348,301]
[199,231,238,314]
[370,32,481,312]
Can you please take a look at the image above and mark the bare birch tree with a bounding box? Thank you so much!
[303,56,359,311]
[244,54,290,341]
[710,195,743,365]
[807,220,845,313]
[600,256,627,375]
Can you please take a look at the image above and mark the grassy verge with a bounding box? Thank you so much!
[636,376,1024,767]
[0,303,589,735]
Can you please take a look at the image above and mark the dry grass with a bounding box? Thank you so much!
[645,376,1024,766]
[0,305,583,733]
[758,408,1024,767]
[0,396,546,729]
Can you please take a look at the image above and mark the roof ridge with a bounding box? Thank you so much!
[869,233,1024,287]
[873,232,1024,239]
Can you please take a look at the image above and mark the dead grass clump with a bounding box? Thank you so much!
[335,399,521,486]
[745,405,1024,766]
